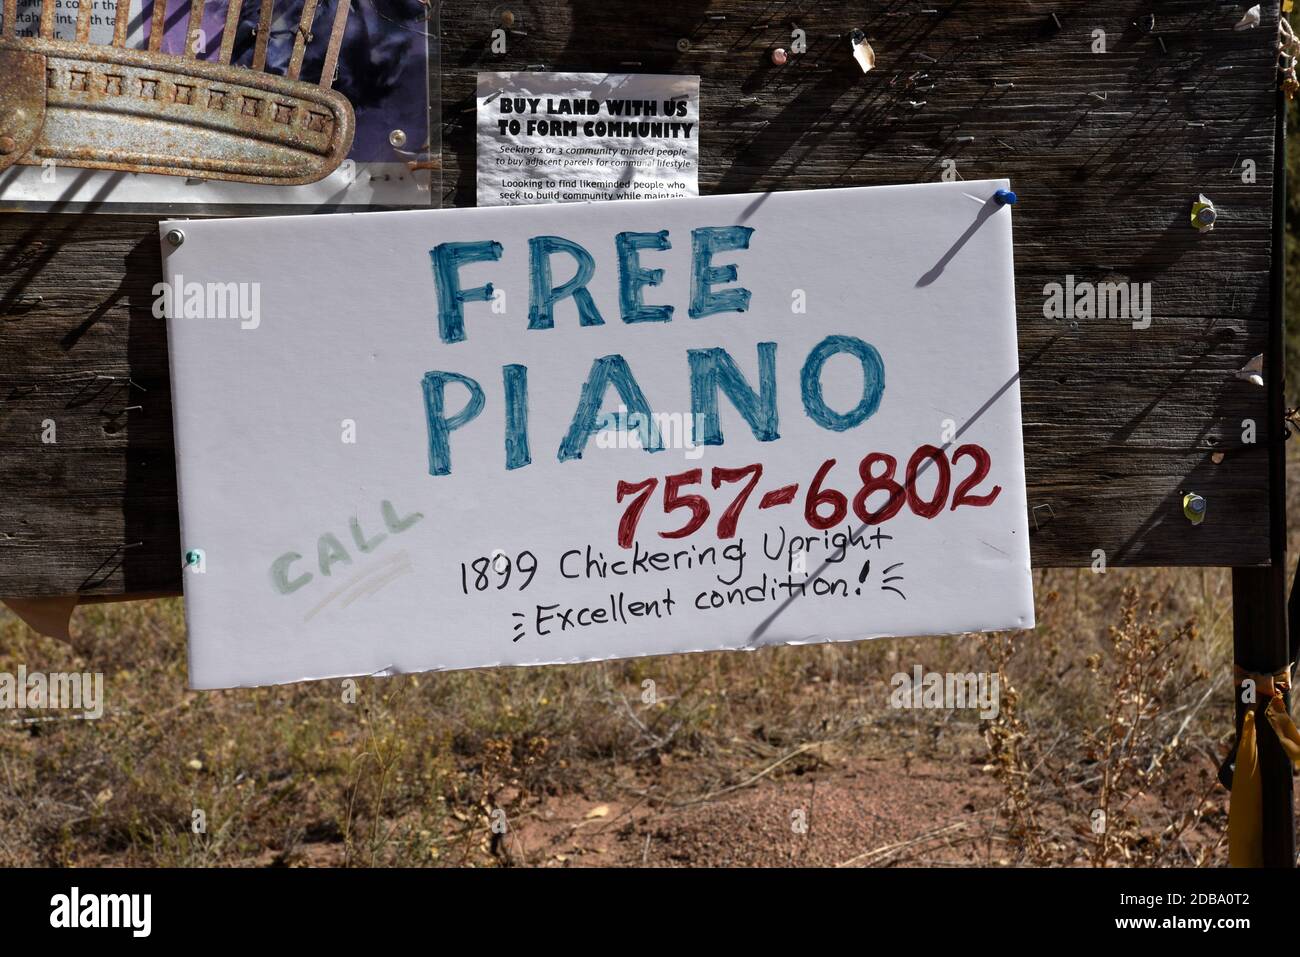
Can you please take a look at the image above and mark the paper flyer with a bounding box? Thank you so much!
[477,71,699,207]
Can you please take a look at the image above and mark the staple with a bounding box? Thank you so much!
[955,135,975,143]
[1050,13,1062,31]
[708,13,727,20]
[1186,121,1207,127]
[962,35,980,41]
[1031,503,1055,530]
[914,52,937,62]
[905,100,927,108]
[1157,37,1167,53]
[1216,65,1234,72]
[992,81,1015,88]
[621,61,643,67]
[995,137,1015,150]
[524,63,548,70]
[1088,91,1107,100]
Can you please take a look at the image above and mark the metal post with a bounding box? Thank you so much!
[1227,82,1295,868]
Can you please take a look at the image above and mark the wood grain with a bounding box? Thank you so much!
[0,0,1283,595]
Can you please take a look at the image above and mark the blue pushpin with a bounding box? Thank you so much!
[994,188,1017,206]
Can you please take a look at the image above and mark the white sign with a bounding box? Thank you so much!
[477,72,699,206]
[161,180,1034,689]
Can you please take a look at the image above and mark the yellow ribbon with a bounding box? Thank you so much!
[1228,668,1300,868]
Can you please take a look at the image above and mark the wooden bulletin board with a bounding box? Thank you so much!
[0,0,1284,597]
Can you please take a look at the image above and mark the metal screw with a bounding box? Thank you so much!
[165,228,185,247]
[389,129,407,148]
[1182,492,1207,525]
[0,136,15,155]
[500,10,515,28]
[771,47,788,65]
[185,549,202,565]
[676,37,691,53]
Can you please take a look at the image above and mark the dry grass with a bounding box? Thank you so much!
[0,556,1246,867]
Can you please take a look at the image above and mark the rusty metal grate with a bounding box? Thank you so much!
[0,0,355,185]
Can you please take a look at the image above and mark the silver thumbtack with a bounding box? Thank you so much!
[389,129,407,148]
[1234,5,1260,31]
[1191,194,1216,231]
[850,28,876,73]
[1236,354,1264,386]
[165,229,185,247]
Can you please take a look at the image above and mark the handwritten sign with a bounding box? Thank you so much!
[161,180,1034,689]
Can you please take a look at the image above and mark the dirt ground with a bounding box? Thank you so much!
[505,753,1002,867]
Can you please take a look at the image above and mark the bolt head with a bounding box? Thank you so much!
[165,228,185,247]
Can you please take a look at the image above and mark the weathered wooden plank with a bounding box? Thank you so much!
[0,0,1283,595]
